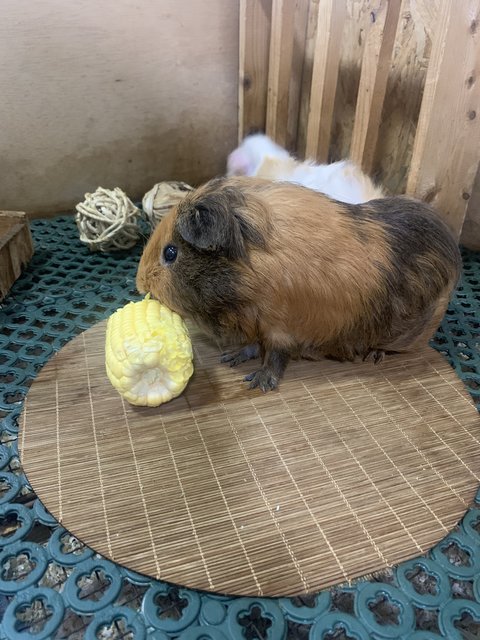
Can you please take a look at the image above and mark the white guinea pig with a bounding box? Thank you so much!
[227,133,384,203]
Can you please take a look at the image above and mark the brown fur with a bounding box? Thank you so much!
[136,177,461,391]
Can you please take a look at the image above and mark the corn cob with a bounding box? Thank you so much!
[105,296,193,406]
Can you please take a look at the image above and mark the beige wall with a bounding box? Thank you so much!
[0,0,239,213]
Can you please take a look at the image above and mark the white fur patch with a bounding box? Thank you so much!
[227,134,384,204]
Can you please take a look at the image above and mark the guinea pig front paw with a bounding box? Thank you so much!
[244,369,279,393]
[221,343,260,367]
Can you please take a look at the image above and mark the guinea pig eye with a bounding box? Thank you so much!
[163,244,178,264]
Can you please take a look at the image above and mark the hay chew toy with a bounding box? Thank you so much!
[105,297,194,407]
[76,187,141,252]
[142,181,194,229]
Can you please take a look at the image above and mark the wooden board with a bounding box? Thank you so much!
[405,0,480,237]
[239,0,273,141]
[0,211,34,301]
[0,0,239,213]
[20,321,480,597]
[305,0,347,162]
[350,0,402,174]
[265,0,310,151]
[266,0,297,147]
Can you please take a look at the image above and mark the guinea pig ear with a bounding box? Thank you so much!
[176,202,250,260]
[226,148,251,176]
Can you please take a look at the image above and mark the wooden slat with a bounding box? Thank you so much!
[350,0,402,173]
[238,0,273,142]
[296,0,321,158]
[305,0,347,162]
[372,0,441,195]
[406,0,480,237]
[285,0,310,152]
[266,0,297,147]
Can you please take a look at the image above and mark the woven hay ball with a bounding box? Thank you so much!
[142,181,194,229]
[75,187,142,252]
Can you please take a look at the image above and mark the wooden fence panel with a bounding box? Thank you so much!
[285,0,310,151]
[305,0,347,161]
[237,0,480,238]
[239,0,273,141]
[350,0,402,173]
[406,0,480,237]
[266,0,297,146]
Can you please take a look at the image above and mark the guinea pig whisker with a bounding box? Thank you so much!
[138,232,150,246]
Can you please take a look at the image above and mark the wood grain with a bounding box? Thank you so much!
[0,0,239,213]
[350,0,402,173]
[305,0,347,161]
[406,0,480,237]
[239,0,273,141]
[296,0,321,158]
[266,0,297,146]
[285,0,310,152]
[374,0,440,194]
[0,211,34,300]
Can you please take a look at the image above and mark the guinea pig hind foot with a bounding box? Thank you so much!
[221,343,260,367]
[363,349,386,365]
[244,348,290,393]
[244,369,279,393]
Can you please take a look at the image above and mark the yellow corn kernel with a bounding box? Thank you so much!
[105,296,193,406]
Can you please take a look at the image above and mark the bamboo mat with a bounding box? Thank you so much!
[20,321,480,597]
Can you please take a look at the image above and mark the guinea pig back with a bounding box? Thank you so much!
[136,177,461,391]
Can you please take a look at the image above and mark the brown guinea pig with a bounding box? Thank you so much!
[136,177,461,392]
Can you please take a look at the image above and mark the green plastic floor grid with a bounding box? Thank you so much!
[0,215,479,640]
